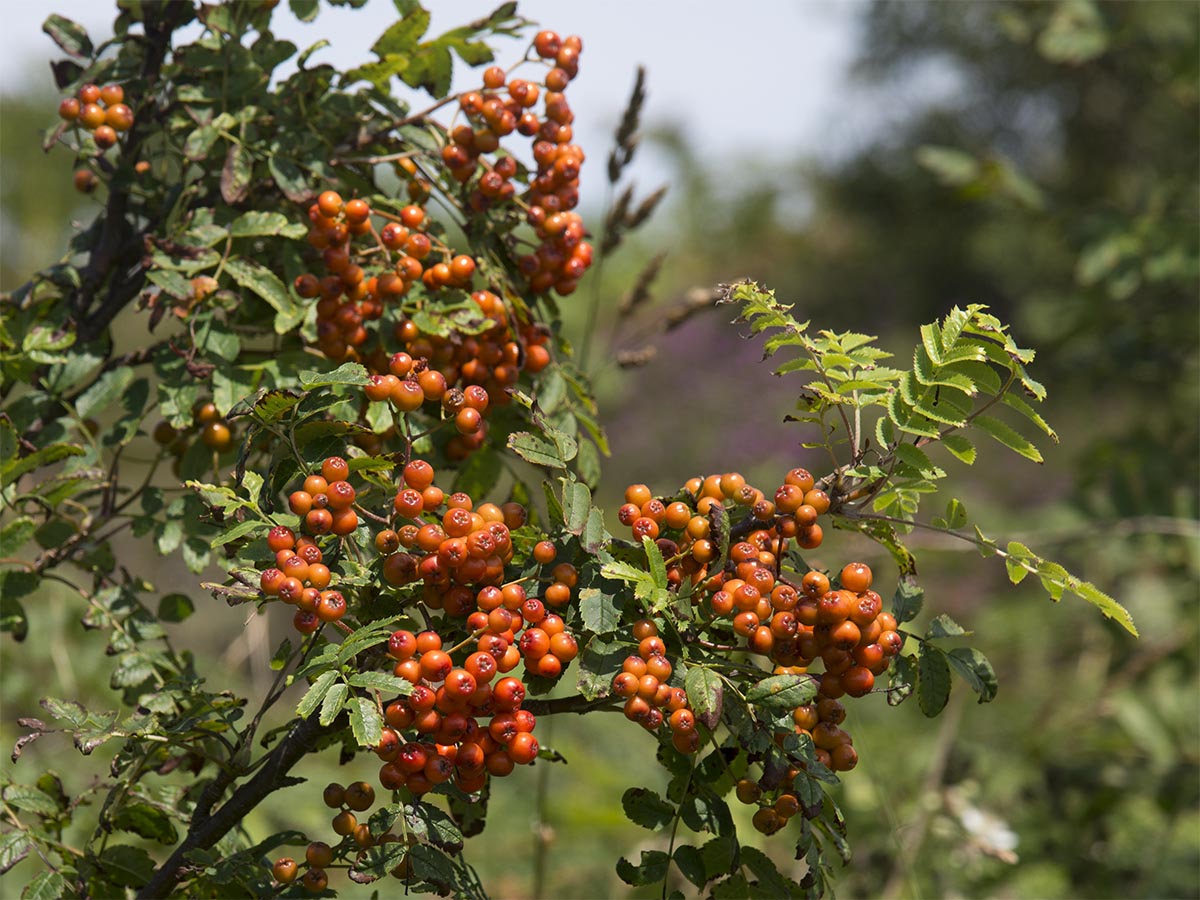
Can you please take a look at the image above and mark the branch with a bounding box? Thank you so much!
[137,711,337,899]
[71,3,193,345]
[523,694,621,716]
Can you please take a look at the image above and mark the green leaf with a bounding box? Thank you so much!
[2,442,86,484]
[642,534,668,590]
[249,389,302,424]
[0,587,29,641]
[270,638,293,670]
[1070,580,1138,636]
[296,670,338,718]
[892,576,924,624]
[157,593,194,623]
[673,844,708,888]
[0,517,36,556]
[1002,392,1058,441]
[408,842,461,894]
[1038,0,1108,64]
[21,869,66,900]
[576,435,602,488]
[225,257,304,334]
[111,652,156,688]
[507,431,564,469]
[888,653,916,707]
[925,613,968,639]
[40,696,88,728]
[289,0,319,22]
[97,844,154,887]
[710,873,751,898]
[575,636,626,700]
[349,695,383,746]
[621,787,674,830]
[946,647,998,703]
[347,671,414,693]
[942,497,968,530]
[917,643,951,717]
[744,674,816,711]
[335,615,404,663]
[579,587,620,635]
[916,145,980,186]
[740,845,798,898]
[77,367,135,419]
[1004,541,1034,584]
[685,668,723,730]
[919,323,943,365]
[973,414,1043,463]
[2,785,58,817]
[319,682,348,726]
[267,155,310,202]
[406,802,465,853]
[21,325,75,363]
[582,507,608,554]
[42,14,93,58]
[401,43,454,99]
[354,838,409,880]
[371,7,430,55]
[451,447,502,499]
[559,478,591,535]
[210,518,268,548]
[229,210,306,240]
[893,442,939,476]
[220,142,253,204]
[184,123,221,161]
[616,849,671,886]
[0,831,31,875]
[112,802,179,843]
[298,361,371,388]
[679,789,733,836]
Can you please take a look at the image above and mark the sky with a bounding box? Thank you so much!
[10,0,868,207]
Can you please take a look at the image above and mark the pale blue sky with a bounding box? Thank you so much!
[12,1,870,205]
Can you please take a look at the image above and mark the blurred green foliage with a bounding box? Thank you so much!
[578,1,1199,897]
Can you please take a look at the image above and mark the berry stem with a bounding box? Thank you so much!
[661,752,697,900]
[444,627,486,656]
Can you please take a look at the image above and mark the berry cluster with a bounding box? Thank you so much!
[446,32,594,297]
[611,619,701,754]
[286,455,361,538]
[59,82,134,191]
[391,295,551,400]
[617,468,828,588]
[378,644,539,798]
[258,526,345,636]
[295,189,553,457]
[151,399,237,471]
[734,765,809,837]
[296,191,396,363]
[620,469,904,779]
[376,458,529,612]
[252,457,360,634]
[271,783,379,891]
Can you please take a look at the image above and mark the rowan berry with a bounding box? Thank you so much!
[735,779,762,804]
[316,591,346,622]
[301,868,328,893]
[842,666,875,698]
[305,841,334,869]
[840,562,872,593]
[105,104,134,131]
[272,857,298,883]
[331,810,357,836]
